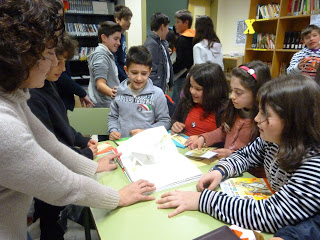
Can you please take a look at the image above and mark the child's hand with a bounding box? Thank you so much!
[298,57,309,70]
[213,148,233,159]
[188,136,205,150]
[96,153,120,173]
[118,179,156,207]
[171,122,185,134]
[87,139,98,147]
[80,95,95,108]
[89,145,98,158]
[184,135,199,147]
[197,170,223,192]
[130,129,144,136]
[111,86,118,99]
[110,131,121,140]
[156,190,201,218]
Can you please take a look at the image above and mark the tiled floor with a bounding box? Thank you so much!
[28,219,99,240]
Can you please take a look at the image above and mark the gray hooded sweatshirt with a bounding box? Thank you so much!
[108,78,171,138]
[88,44,119,107]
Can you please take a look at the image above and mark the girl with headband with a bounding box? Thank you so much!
[186,60,271,159]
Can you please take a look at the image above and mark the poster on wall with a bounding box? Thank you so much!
[235,19,247,46]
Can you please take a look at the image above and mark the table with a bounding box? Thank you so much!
[91,142,273,240]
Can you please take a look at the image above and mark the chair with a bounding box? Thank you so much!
[68,108,111,240]
[67,108,110,136]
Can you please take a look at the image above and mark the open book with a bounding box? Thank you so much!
[220,178,274,200]
[117,126,202,193]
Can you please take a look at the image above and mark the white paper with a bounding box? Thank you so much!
[117,126,202,192]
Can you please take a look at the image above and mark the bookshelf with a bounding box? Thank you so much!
[64,0,117,83]
[244,0,315,77]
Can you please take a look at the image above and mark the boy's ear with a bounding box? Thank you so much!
[123,65,128,74]
[101,34,107,42]
[184,20,189,27]
[115,17,120,24]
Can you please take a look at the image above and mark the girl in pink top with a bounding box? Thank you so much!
[186,60,271,158]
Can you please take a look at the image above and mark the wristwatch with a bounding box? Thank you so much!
[212,166,226,179]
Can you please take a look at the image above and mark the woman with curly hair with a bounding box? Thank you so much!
[170,63,229,141]
[0,1,154,239]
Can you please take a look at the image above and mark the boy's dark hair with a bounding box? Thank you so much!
[150,13,170,31]
[301,24,320,37]
[175,9,193,28]
[0,0,64,92]
[180,63,229,118]
[126,46,152,68]
[166,28,177,50]
[193,15,220,47]
[55,33,78,60]
[258,74,320,171]
[114,5,132,20]
[223,60,272,140]
[98,21,122,43]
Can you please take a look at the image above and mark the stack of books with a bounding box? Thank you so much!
[287,0,320,16]
[252,33,275,49]
[256,3,280,19]
[73,47,96,61]
[66,23,98,37]
[283,32,304,50]
[66,0,115,15]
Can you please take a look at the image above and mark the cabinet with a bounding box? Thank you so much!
[64,0,116,84]
[244,0,312,77]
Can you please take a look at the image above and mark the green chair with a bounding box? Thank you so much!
[67,107,111,240]
[67,108,110,136]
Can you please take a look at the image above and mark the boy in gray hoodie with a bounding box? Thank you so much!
[108,46,171,140]
[88,21,122,108]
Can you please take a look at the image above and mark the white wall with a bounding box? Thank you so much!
[125,0,143,48]
[216,0,250,55]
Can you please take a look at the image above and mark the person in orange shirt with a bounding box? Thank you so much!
[187,60,271,158]
[171,62,228,139]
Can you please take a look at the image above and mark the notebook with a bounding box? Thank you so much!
[116,126,203,193]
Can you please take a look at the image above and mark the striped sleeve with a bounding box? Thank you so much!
[213,137,270,178]
[199,156,320,233]
[287,48,309,74]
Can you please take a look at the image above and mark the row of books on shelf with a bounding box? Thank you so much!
[256,3,280,19]
[287,0,320,16]
[73,47,96,60]
[66,0,114,15]
[66,23,98,37]
[283,31,305,50]
[252,33,275,49]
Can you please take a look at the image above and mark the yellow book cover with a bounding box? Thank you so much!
[185,147,217,159]
[220,178,274,200]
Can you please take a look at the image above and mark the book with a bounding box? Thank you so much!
[170,132,189,148]
[193,225,240,240]
[97,142,114,156]
[185,147,218,159]
[116,126,202,193]
[220,178,274,200]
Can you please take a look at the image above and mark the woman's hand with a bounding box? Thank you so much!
[171,122,185,134]
[187,135,205,150]
[80,95,95,108]
[184,135,198,147]
[156,190,201,218]
[196,170,223,191]
[118,179,156,207]
[96,153,119,173]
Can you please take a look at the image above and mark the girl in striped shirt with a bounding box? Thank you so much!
[157,74,320,233]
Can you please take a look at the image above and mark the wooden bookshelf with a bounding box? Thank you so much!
[244,0,312,77]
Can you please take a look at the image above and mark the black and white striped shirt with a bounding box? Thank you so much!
[199,137,320,233]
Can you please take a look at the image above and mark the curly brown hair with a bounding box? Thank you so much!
[55,33,78,60]
[0,0,64,92]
